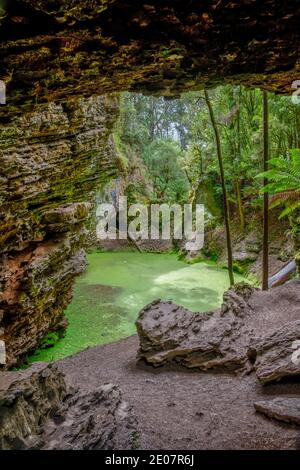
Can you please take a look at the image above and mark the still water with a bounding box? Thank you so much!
[29,252,246,362]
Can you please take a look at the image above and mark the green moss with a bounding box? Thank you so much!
[233,262,247,275]
[201,242,222,262]
[246,273,260,287]
[182,254,218,266]
[38,331,65,350]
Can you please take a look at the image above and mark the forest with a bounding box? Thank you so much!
[110,87,300,287]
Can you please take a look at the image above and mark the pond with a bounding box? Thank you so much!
[29,252,247,362]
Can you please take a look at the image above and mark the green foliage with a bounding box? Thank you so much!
[114,87,300,232]
[142,139,188,203]
[258,149,300,218]
[39,331,65,350]
[115,92,189,204]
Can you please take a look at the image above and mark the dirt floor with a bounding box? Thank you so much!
[57,334,300,450]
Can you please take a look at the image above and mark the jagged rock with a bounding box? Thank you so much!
[42,203,92,233]
[0,233,87,367]
[254,398,300,426]
[136,281,300,377]
[0,363,67,450]
[136,284,257,370]
[248,321,300,384]
[42,384,138,450]
[221,283,255,316]
[0,96,119,367]
[0,363,138,450]
[233,251,258,263]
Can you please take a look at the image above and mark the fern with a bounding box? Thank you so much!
[257,149,300,218]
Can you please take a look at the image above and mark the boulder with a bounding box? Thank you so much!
[248,321,300,384]
[0,362,138,450]
[136,284,257,371]
[136,281,300,383]
[42,384,138,450]
[0,363,67,450]
[254,398,300,426]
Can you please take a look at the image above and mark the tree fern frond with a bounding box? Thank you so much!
[259,149,300,218]
[279,199,300,218]
[271,189,300,203]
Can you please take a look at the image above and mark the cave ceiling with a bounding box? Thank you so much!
[0,0,299,116]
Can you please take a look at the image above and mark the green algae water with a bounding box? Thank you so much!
[29,252,246,362]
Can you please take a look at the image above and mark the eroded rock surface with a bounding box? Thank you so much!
[0,0,299,109]
[0,362,138,450]
[136,283,257,370]
[0,95,119,367]
[42,384,138,450]
[136,281,300,381]
[249,321,300,384]
[0,363,66,449]
[254,398,300,426]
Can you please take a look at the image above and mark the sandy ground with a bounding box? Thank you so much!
[57,335,300,450]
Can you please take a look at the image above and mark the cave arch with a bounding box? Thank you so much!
[0,0,299,367]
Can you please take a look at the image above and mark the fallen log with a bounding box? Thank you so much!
[268,260,296,289]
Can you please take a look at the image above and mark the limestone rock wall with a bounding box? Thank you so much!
[0,95,119,367]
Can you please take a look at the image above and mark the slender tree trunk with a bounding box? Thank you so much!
[262,91,269,291]
[235,180,245,232]
[236,90,245,232]
[204,89,235,286]
[289,212,300,276]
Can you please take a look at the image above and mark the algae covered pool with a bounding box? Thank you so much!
[29,252,246,362]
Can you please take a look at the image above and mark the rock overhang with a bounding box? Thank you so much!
[0,0,299,116]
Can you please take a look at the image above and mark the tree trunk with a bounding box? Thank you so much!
[289,210,300,276]
[235,180,245,232]
[204,89,235,286]
[262,91,269,291]
[236,90,245,232]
